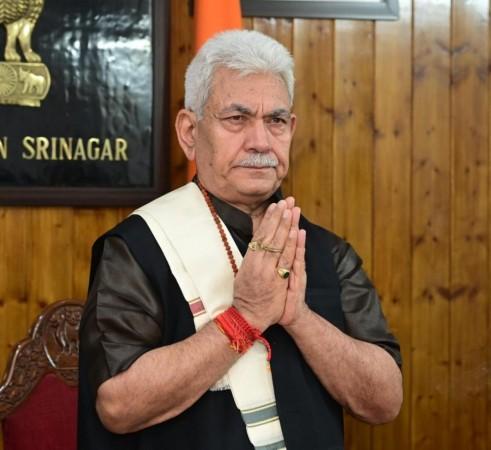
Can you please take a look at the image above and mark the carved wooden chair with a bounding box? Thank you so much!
[0,300,83,450]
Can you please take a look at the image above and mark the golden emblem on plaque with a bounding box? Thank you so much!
[0,0,51,107]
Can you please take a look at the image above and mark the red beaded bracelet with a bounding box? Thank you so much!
[214,306,272,361]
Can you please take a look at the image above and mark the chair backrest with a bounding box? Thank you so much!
[0,300,83,450]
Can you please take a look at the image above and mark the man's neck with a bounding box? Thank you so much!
[211,195,268,231]
[194,178,275,231]
[228,200,268,232]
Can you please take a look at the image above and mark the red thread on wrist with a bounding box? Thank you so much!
[214,307,272,361]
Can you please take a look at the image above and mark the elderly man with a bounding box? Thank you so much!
[78,30,402,450]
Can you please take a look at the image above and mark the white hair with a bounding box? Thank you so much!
[184,29,294,119]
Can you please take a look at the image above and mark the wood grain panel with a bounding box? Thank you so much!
[0,208,28,375]
[72,208,122,299]
[25,208,74,322]
[411,1,451,449]
[488,10,491,448]
[242,17,252,29]
[291,19,334,229]
[450,1,489,449]
[332,20,374,270]
[253,17,293,48]
[0,209,28,302]
[332,19,374,450]
[372,0,412,448]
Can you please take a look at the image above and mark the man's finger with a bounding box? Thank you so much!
[265,205,300,254]
[252,200,287,246]
[293,229,306,274]
[277,228,298,274]
[263,207,293,255]
[291,206,301,229]
[285,196,295,210]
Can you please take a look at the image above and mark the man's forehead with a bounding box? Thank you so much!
[208,68,290,103]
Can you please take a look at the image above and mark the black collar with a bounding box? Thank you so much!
[193,178,282,239]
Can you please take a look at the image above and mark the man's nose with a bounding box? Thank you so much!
[245,119,272,152]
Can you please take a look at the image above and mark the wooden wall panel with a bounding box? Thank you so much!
[25,209,74,322]
[72,208,123,299]
[450,1,489,449]
[291,19,334,229]
[372,0,412,448]
[0,209,28,375]
[488,9,491,447]
[2,1,491,449]
[411,1,451,449]
[332,20,374,271]
[0,208,29,450]
[332,20,374,450]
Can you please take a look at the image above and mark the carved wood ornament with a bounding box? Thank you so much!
[0,300,83,419]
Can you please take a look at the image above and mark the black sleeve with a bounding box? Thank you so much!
[332,239,403,368]
[80,236,164,398]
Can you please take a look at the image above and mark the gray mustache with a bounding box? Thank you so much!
[237,154,278,168]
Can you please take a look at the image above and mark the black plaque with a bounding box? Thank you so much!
[0,0,169,206]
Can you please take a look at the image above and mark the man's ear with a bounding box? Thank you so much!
[175,109,198,161]
[289,113,297,137]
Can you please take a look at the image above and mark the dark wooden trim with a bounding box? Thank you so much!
[241,0,400,21]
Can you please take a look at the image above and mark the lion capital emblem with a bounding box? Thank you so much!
[0,0,51,107]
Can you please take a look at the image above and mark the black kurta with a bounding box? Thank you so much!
[78,192,401,450]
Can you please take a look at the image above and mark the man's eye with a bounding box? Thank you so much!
[269,117,287,125]
[226,115,245,122]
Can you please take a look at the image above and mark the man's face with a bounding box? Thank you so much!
[193,67,296,206]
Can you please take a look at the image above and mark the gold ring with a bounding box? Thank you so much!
[277,267,290,279]
[261,244,282,253]
[248,240,262,251]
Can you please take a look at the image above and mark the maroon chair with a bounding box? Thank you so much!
[0,300,83,450]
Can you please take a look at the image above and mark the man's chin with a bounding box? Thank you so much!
[236,178,280,199]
